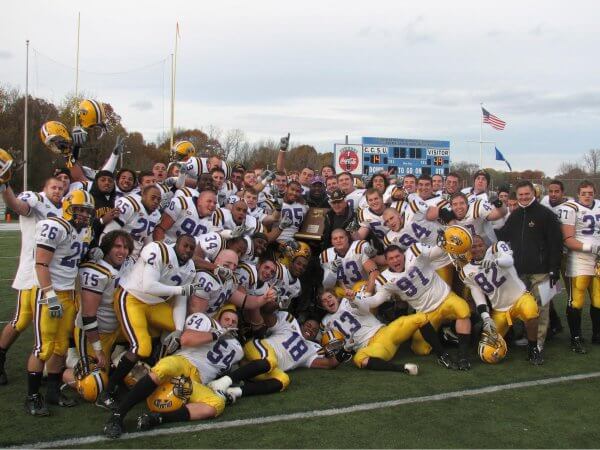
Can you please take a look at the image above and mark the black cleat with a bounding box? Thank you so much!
[136,412,161,431]
[25,393,50,417]
[96,390,118,411]
[457,358,471,371]
[437,352,457,370]
[571,336,587,354]
[527,346,544,365]
[46,390,77,407]
[104,413,124,439]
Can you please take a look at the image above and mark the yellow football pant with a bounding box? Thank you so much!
[354,312,427,367]
[411,291,471,355]
[74,326,121,370]
[152,355,225,416]
[491,293,539,337]
[9,288,34,332]
[568,275,600,310]
[114,287,175,358]
[31,287,76,361]
[243,339,290,390]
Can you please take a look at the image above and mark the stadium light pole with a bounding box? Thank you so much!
[23,40,29,191]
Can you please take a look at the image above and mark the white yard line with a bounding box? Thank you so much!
[9,371,600,449]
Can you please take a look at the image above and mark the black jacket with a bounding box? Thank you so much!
[322,206,355,250]
[495,200,562,275]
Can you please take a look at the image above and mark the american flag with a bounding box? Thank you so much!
[482,107,506,130]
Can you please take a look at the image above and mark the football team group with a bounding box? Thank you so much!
[0,99,595,439]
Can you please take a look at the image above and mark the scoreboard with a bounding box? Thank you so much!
[360,137,450,176]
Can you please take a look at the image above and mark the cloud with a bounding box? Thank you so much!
[129,100,153,111]
[529,24,545,36]
[0,50,13,59]
[403,16,434,44]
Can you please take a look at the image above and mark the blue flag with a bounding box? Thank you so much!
[495,147,512,172]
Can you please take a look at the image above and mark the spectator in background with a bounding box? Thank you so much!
[307,177,329,208]
[496,180,563,352]
[490,185,511,230]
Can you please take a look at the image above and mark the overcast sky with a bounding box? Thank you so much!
[2,0,600,176]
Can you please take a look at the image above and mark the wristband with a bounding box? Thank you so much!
[583,243,592,253]
[45,289,57,299]
[91,340,102,352]
[211,332,219,341]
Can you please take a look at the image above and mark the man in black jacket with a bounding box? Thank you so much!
[322,189,355,250]
[496,180,563,356]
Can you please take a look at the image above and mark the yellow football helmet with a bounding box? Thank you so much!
[532,183,544,200]
[147,376,193,413]
[334,280,368,300]
[73,357,108,402]
[440,225,473,256]
[63,189,95,226]
[172,140,195,161]
[278,241,312,267]
[321,328,345,357]
[478,330,508,364]
[40,121,72,156]
[78,99,107,135]
[0,149,14,184]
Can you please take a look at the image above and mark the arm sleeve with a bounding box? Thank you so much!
[141,263,183,297]
[469,284,488,308]
[322,268,337,289]
[172,295,188,330]
[101,152,119,173]
[493,242,514,268]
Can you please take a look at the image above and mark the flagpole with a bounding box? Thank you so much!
[170,52,174,150]
[74,12,81,126]
[23,40,29,191]
[479,102,483,168]
[170,23,179,152]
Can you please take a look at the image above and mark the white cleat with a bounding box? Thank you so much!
[404,363,419,376]
[225,387,242,403]
[207,375,233,393]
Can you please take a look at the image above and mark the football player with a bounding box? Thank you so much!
[153,190,224,244]
[337,172,366,211]
[278,181,308,244]
[319,290,422,373]
[431,174,444,193]
[356,188,388,242]
[26,189,94,415]
[63,230,136,397]
[0,175,64,385]
[207,310,340,402]
[557,181,600,353]
[115,169,137,198]
[320,229,380,296]
[363,244,472,370]
[242,188,279,227]
[103,308,242,438]
[461,170,490,204]
[97,235,201,410]
[461,236,543,365]
[211,167,237,207]
[101,185,162,257]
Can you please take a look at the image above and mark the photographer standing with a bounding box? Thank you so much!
[496,180,563,352]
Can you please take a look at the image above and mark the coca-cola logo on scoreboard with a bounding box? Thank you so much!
[338,147,359,172]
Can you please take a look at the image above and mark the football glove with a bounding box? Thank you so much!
[71,126,88,147]
[162,330,182,355]
[436,228,447,248]
[44,291,62,319]
[335,349,353,363]
[112,135,125,156]
[330,257,342,274]
[482,316,497,335]
[278,215,294,230]
[181,283,201,297]
[277,294,291,310]
[363,241,377,258]
[480,258,496,270]
[345,217,360,234]
[211,327,238,341]
[279,133,290,152]
[214,265,234,281]
[492,198,503,208]
[87,247,104,263]
[591,244,600,255]
[231,224,249,238]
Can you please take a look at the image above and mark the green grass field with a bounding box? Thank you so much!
[1,230,600,448]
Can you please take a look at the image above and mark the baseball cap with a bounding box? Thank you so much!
[311,176,325,185]
[329,189,346,203]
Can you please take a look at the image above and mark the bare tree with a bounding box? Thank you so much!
[583,149,600,175]
[222,128,247,162]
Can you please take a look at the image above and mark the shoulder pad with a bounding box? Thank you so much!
[80,262,112,278]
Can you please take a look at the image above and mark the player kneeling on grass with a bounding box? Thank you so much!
[461,235,542,365]
[207,310,343,402]
[319,289,421,374]
[103,308,242,438]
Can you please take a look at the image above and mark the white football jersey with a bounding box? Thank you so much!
[345,189,367,212]
[221,208,264,236]
[120,242,196,305]
[273,263,302,301]
[13,191,62,290]
[184,157,231,180]
[454,199,495,242]
[279,201,308,241]
[162,196,224,244]
[321,297,383,351]
[76,258,134,333]
[106,194,161,257]
[461,187,489,205]
[557,200,600,276]
[320,240,371,286]
[376,243,449,313]
[262,311,323,372]
[174,187,200,199]
[193,270,237,316]
[35,217,92,291]
[195,232,226,263]
[357,206,388,240]
[68,180,93,193]
[400,194,430,227]
[235,262,271,296]
[177,313,243,383]
[217,181,238,207]
[461,241,526,312]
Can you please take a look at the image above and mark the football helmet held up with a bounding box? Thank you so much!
[478,330,508,364]
[439,225,473,256]
[172,140,195,161]
[147,375,193,413]
[78,99,107,137]
[73,356,108,402]
[0,149,14,185]
[40,121,72,156]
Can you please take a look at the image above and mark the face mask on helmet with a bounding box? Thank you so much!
[73,356,108,402]
[40,121,72,156]
[78,99,107,139]
[70,205,94,228]
[0,149,14,184]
